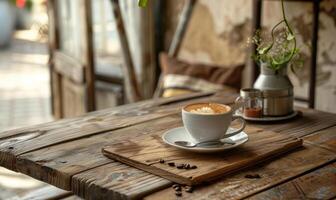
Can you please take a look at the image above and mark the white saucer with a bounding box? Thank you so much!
[241,111,299,122]
[162,127,248,153]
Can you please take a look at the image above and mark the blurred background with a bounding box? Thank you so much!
[0,0,335,199]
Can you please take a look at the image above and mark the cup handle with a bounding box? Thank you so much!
[223,115,246,138]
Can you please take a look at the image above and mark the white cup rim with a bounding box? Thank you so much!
[182,102,232,116]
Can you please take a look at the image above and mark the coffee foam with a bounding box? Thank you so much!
[189,106,215,114]
[184,103,229,114]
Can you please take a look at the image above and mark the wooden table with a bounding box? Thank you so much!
[0,91,335,200]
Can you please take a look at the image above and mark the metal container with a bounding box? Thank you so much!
[253,63,293,116]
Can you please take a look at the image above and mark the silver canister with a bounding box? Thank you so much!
[253,63,294,116]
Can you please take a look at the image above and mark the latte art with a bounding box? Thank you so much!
[189,106,215,114]
[184,103,230,114]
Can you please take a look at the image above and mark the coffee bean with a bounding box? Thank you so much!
[176,164,184,169]
[172,184,179,188]
[245,174,261,179]
[184,164,190,169]
[159,159,165,164]
[175,191,182,196]
[174,186,181,191]
[254,174,261,178]
[185,186,193,193]
[168,162,175,167]
[190,165,197,169]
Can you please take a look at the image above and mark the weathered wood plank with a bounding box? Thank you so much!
[253,108,336,138]
[304,125,336,152]
[51,70,63,119]
[62,77,86,117]
[13,107,331,192]
[102,125,303,186]
[1,91,335,200]
[69,115,335,199]
[0,92,234,171]
[144,142,336,200]
[72,163,170,200]
[54,51,84,84]
[15,114,182,190]
[149,122,336,199]
[0,91,216,140]
[247,162,336,200]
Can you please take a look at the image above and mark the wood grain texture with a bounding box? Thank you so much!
[0,91,217,140]
[72,163,170,200]
[304,125,336,153]
[247,162,336,200]
[103,126,303,185]
[0,92,235,171]
[0,91,335,200]
[51,70,63,119]
[253,108,336,138]
[15,114,182,190]
[54,51,84,84]
[144,142,336,200]
[62,77,86,117]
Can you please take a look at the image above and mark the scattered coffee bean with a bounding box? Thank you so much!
[185,186,193,193]
[245,174,261,179]
[245,174,253,178]
[190,165,197,169]
[168,162,175,167]
[184,164,190,169]
[174,186,181,191]
[172,184,180,188]
[175,191,182,197]
[176,164,184,169]
[159,159,165,164]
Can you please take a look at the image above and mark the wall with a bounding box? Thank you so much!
[163,0,336,113]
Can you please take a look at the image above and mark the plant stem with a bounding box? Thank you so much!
[270,0,297,67]
[264,20,285,55]
[281,0,297,62]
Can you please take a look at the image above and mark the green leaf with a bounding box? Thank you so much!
[258,45,271,55]
[138,0,148,7]
[287,33,294,41]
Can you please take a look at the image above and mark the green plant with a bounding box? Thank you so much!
[251,0,303,73]
[138,0,148,7]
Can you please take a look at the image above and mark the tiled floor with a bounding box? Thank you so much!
[0,38,52,131]
[0,36,66,199]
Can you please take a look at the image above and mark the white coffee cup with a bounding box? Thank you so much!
[182,103,246,143]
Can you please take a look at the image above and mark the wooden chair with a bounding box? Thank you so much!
[110,0,142,103]
[153,0,197,98]
[48,0,141,118]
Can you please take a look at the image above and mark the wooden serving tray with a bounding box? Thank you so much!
[102,126,303,186]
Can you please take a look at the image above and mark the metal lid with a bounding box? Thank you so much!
[240,88,262,98]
